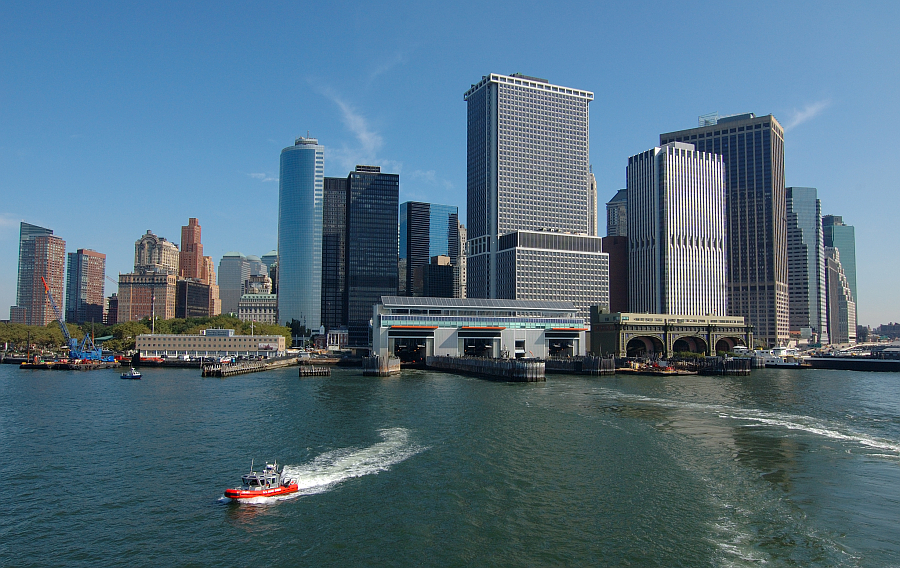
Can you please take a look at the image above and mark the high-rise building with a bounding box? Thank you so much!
[456,221,467,299]
[823,215,857,305]
[346,166,399,347]
[11,222,58,325]
[464,72,606,317]
[660,113,788,346]
[786,188,828,344]
[134,230,179,274]
[218,252,251,315]
[179,218,204,281]
[626,142,727,315]
[321,176,348,332]
[260,251,278,272]
[277,136,324,328]
[177,218,220,317]
[601,236,628,313]
[588,170,598,237]
[116,272,177,322]
[175,279,213,319]
[605,189,627,237]
[65,249,106,324]
[825,247,856,344]
[12,229,67,326]
[399,201,459,296]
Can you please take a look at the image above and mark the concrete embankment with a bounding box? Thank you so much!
[202,357,300,377]
[545,356,615,375]
[362,355,400,376]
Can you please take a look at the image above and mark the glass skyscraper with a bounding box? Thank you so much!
[65,248,106,324]
[661,113,788,346]
[823,214,857,337]
[399,201,459,296]
[321,176,348,332]
[345,166,399,347]
[786,187,827,344]
[277,137,324,328]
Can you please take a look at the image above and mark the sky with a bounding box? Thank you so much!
[2,0,898,327]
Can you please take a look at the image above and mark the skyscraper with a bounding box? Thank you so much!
[65,249,106,324]
[345,166,399,347]
[11,222,66,326]
[786,187,827,344]
[321,176,348,332]
[178,217,220,317]
[218,252,250,315]
[11,222,55,324]
[464,73,607,317]
[605,189,627,237]
[399,201,459,296]
[825,247,856,344]
[626,142,727,316]
[661,113,788,346]
[179,218,203,281]
[277,136,324,328]
[823,215,857,305]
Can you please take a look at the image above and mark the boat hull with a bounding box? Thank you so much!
[224,483,299,500]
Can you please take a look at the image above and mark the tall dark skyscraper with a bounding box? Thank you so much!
[346,166,399,347]
[65,248,106,324]
[322,166,399,347]
[661,113,788,346]
[321,176,348,332]
[399,201,459,296]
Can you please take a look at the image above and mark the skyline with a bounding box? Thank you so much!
[2,1,898,326]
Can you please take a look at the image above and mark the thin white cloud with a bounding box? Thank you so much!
[409,169,454,191]
[0,215,21,229]
[248,172,278,182]
[368,51,408,84]
[784,100,831,130]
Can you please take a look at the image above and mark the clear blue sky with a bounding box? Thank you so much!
[2,1,897,326]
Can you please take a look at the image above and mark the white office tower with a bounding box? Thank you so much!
[626,142,727,315]
[464,73,608,318]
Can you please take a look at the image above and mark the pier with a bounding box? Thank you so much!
[201,356,300,377]
[299,365,331,377]
[362,355,401,376]
[545,356,615,375]
[426,356,546,382]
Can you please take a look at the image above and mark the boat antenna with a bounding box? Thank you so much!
[251,458,254,472]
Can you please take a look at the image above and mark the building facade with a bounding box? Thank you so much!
[175,279,213,319]
[15,232,67,326]
[606,189,627,237]
[277,136,324,328]
[321,176,348,332]
[785,187,828,344]
[135,328,286,358]
[496,230,608,320]
[465,73,593,299]
[823,215,857,311]
[10,222,58,325]
[117,272,177,322]
[456,221,467,299]
[825,247,856,344]
[238,293,278,324]
[134,230,179,275]
[65,248,106,324]
[218,252,251,315]
[602,236,628,313]
[399,201,459,296]
[346,166,399,347]
[660,113,788,346]
[372,296,587,360]
[626,142,727,316]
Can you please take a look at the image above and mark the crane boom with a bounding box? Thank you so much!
[40,276,111,362]
[41,276,72,344]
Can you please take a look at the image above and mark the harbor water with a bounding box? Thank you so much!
[1,364,899,566]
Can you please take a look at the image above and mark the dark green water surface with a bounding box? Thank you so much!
[2,365,899,566]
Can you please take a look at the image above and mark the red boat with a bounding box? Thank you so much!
[224,460,299,500]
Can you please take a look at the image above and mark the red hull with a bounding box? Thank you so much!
[224,482,299,500]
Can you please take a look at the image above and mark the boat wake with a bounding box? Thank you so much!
[222,427,424,504]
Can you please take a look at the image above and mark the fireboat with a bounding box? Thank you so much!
[224,460,299,500]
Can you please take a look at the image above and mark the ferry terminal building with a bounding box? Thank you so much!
[135,328,287,358]
[372,296,587,360]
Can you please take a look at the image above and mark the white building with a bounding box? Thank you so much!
[372,297,586,360]
[238,293,277,324]
[135,328,286,358]
[464,73,594,300]
[626,142,727,316]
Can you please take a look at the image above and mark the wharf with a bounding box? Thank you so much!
[19,360,120,371]
[299,365,331,377]
[426,356,545,382]
[201,357,300,377]
[545,356,615,375]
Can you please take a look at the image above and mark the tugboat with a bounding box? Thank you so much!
[224,460,299,500]
[120,367,142,379]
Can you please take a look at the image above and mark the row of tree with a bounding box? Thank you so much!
[1,316,291,354]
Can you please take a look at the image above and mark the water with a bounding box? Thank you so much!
[2,364,899,566]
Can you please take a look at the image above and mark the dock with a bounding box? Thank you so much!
[299,365,331,377]
[201,356,300,377]
[425,356,545,382]
[545,356,615,375]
